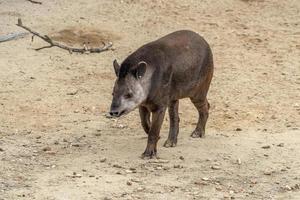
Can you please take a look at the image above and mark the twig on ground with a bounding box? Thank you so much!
[26,0,42,4]
[16,18,113,53]
[0,32,29,43]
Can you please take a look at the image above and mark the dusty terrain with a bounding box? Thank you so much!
[0,0,299,199]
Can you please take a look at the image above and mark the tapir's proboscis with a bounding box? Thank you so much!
[109,30,214,158]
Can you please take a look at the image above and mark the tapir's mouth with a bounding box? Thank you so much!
[119,110,126,116]
[109,109,129,118]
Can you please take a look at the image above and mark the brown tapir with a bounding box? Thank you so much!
[109,30,214,158]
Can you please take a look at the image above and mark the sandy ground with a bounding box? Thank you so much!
[0,0,300,199]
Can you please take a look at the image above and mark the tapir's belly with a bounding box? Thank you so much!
[170,63,211,100]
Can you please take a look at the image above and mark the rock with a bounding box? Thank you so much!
[112,124,127,129]
[237,158,242,165]
[42,147,51,151]
[263,170,273,175]
[235,128,242,131]
[179,156,185,160]
[277,143,284,147]
[100,158,107,163]
[215,186,222,191]
[113,164,122,168]
[129,167,136,171]
[202,177,209,181]
[67,89,78,95]
[137,187,144,192]
[284,185,292,191]
[126,181,132,186]
[211,165,221,170]
[174,164,183,168]
[194,181,208,186]
[261,145,271,149]
[71,143,81,147]
[36,136,41,139]
[292,183,300,190]
[104,113,113,118]
[130,178,141,183]
[71,172,82,178]
[0,147,4,152]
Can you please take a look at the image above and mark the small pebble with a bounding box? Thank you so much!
[67,89,78,95]
[100,158,107,163]
[261,145,271,149]
[174,164,183,168]
[285,185,292,191]
[277,143,284,147]
[211,165,221,170]
[126,181,132,186]
[113,164,122,168]
[179,156,185,160]
[42,147,51,151]
[71,143,81,147]
[263,170,272,175]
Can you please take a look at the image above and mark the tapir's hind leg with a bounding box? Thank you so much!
[139,106,151,134]
[190,98,210,138]
[164,100,180,147]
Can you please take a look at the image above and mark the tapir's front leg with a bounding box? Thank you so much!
[139,106,151,134]
[142,107,166,158]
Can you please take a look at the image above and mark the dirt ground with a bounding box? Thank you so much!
[0,0,299,199]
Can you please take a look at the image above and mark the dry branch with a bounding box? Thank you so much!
[16,18,113,53]
[26,0,42,4]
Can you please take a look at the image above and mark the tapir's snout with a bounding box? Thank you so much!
[109,101,126,117]
[109,109,127,117]
[109,110,121,117]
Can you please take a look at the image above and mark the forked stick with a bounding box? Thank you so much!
[16,18,113,53]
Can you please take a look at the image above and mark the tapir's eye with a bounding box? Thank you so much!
[124,93,133,99]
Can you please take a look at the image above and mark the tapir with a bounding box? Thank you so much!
[109,30,214,158]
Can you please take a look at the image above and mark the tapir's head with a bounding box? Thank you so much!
[109,59,150,117]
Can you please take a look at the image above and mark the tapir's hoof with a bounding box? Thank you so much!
[141,148,157,159]
[163,139,177,148]
[191,130,205,138]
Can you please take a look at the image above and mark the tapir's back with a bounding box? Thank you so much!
[122,30,213,99]
[152,30,213,99]
[156,30,212,75]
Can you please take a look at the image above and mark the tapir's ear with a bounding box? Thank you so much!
[113,59,120,77]
[134,61,147,79]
